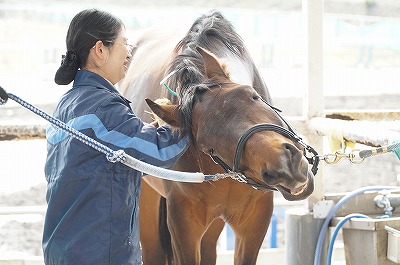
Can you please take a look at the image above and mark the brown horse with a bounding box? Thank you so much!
[119,10,317,265]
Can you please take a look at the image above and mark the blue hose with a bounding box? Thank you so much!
[313,186,400,265]
[326,213,370,265]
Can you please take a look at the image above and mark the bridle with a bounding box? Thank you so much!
[160,71,319,191]
[209,100,320,191]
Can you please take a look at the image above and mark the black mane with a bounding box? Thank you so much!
[167,10,270,134]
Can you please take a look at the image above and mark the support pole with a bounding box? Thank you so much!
[303,0,324,207]
[286,1,326,265]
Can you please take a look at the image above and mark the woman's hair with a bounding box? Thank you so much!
[54,9,124,85]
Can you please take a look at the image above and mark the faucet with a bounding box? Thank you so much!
[374,190,394,217]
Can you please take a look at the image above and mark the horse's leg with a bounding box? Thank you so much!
[167,195,209,265]
[200,218,225,265]
[232,192,274,265]
[139,181,166,265]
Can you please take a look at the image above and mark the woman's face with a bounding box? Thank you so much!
[104,29,133,84]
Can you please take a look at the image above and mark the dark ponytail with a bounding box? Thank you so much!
[54,9,124,85]
[54,51,79,85]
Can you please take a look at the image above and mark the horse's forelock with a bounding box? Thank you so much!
[178,83,209,136]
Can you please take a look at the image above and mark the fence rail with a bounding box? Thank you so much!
[0,205,46,215]
[309,116,400,147]
[0,124,46,139]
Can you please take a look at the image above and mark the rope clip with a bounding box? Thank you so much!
[320,149,365,164]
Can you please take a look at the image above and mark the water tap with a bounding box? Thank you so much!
[374,190,393,217]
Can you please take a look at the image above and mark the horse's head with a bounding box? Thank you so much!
[148,47,316,201]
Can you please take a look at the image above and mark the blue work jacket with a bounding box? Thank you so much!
[43,70,188,265]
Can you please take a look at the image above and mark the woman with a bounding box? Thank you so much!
[43,9,188,264]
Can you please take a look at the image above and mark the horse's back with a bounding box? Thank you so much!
[119,26,186,121]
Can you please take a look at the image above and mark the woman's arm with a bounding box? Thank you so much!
[95,96,188,169]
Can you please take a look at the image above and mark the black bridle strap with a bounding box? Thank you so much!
[210,122,319,190]
[210,124,302,191]
[210,155,232,173]
[233,124,302,172]
[234,123,319,175]
[307,146,320,175]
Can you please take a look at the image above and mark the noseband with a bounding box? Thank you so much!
[210,104,320,191]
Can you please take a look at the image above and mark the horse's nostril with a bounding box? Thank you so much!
[284,143,296,152]
[262,170,279,185]
[283,143,302,161]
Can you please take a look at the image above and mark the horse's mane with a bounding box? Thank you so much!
[167,10,270,135]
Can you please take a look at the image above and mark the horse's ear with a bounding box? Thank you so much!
[145,98,180,128]
[196,46,229,80]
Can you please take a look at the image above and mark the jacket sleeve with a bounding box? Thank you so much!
[95,95,188,169]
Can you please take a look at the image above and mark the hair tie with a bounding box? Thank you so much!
[60,50,78,67]
[54,50,79,85]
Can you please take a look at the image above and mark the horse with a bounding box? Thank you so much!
[118,10,317,265]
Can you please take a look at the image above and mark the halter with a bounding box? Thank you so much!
[159,71,319,190]
[210,101,320,191]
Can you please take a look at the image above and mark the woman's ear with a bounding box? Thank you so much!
[86,40,108,68]
[96,40,104,51]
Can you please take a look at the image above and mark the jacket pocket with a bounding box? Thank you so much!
[127,193,139,245]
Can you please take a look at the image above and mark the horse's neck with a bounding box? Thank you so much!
[223,53,253,87]
[119,27,186,122]
[176,144,224,175]
[222,50,272,103]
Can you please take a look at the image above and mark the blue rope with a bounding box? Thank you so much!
[6,93,126,163]
[359,141,400,160]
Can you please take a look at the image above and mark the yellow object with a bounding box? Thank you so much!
[327,128,355,152]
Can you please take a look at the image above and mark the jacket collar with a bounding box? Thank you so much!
[73,70,131,104]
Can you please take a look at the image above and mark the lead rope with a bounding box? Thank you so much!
[319,141,400,165]
[2,92,125,163]
[0,86,243,183]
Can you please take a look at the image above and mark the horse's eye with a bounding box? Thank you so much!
[252,94,260,100]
